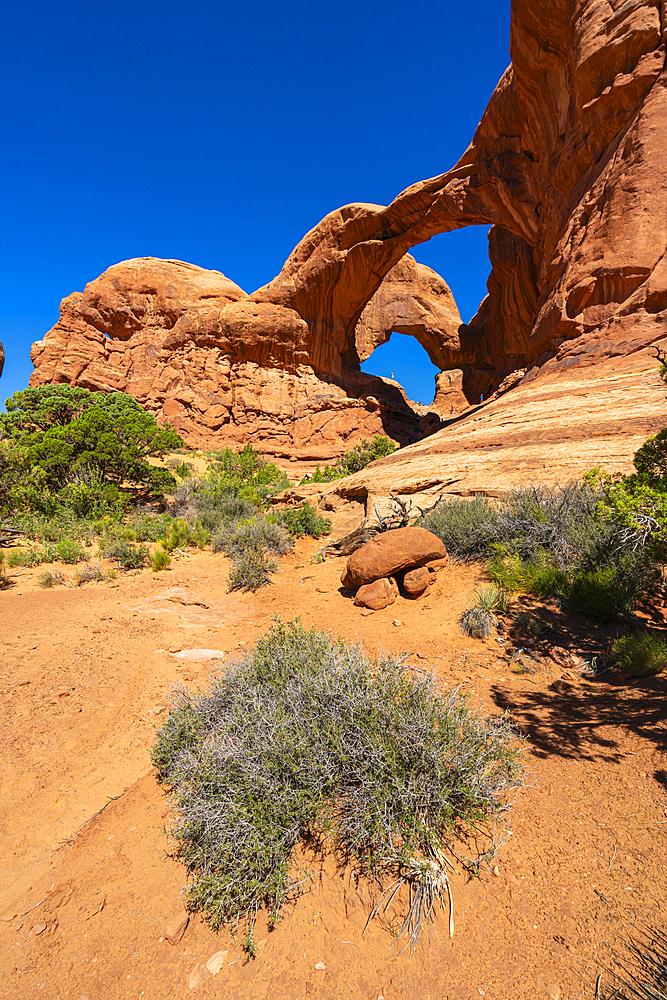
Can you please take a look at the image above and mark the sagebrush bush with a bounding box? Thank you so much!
[227,548,277,592]
[103,540,149,570]
[39,568,66,588]
[152,620,523,950]
[74,562,114,585]
[612,632,667,676]
[212,516,293,560]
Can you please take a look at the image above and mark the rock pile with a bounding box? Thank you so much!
[342,528,447,610]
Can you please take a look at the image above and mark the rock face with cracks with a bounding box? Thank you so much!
[29,0,667,469]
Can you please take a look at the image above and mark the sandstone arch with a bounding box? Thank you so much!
[29,0,667,459]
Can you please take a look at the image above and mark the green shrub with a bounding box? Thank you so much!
[7,546,54,568]
[127,512,173,542]
[301,435,397,483]
[152,620,523,948]
[611,632,667,676]
[55,538,86,564]
[488,550,568,597]
[150,548,172,572]
[104,540,149,570]
[0,551,7,584]
[162,517,209,553]
[417,496,501,560]
[278,503,332,539]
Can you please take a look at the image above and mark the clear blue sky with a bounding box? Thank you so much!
[0,0,511,407]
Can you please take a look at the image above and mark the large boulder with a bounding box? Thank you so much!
[353,577,399,611]
[341,528,446,589]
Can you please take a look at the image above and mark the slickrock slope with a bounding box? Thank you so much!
[30,0,667,471]
[303,355,666,515]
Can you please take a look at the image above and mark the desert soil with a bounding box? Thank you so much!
[1,532,666,1000]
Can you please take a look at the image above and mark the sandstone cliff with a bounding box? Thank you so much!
[30,0,667,469]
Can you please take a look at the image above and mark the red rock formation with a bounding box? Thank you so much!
[29,257,426,458]
[30,0,667,463]
[354,254,462,371]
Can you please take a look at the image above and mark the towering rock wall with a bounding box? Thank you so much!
[30,0,667,461]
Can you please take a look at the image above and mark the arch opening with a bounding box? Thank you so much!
[360,331,441,407]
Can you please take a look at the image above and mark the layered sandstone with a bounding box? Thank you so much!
[30,0,667,471]
[29,257,427,459]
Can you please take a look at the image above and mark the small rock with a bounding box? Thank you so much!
[165,908,189,945]
[353,577,398,611]
[360,609,374,616]
[315,961,326,971]
[315,587,327,593]
[57,689,70,697]
[205,950,229,975]
[33,921,47,935]
[547,989,560,1000]
[188,963,211,989]
[255,937,267,952]
[403,566,431,597]
[392,619,402,627]
[492,865,500,877]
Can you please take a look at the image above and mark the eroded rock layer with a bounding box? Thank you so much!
[29,257,427,458]
[30,0,667,465]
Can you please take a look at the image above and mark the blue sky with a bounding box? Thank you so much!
[1,0,511,407]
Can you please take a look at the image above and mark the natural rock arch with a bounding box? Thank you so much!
[30,0,667,457]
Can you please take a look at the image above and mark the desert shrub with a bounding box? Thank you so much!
[162,517,209,553]
[74,562,115,585]
[0,552,7,584]
[14,511,97,545]
[418,495,501,560]
[227,549,278,592]
[104,540,149,570]
[150,548,172,572]
[212,516,293,560]
[152,620,523,949]
[278,503,332,539]
[167,459,194,479]
[55,538,86,564]
[126,512,173,542]
[612,632,667,677]
[419,484,611,566]
[459,606,496,639]
[302,435,397,484]
[7,546,54,568]
[39,568,66,588]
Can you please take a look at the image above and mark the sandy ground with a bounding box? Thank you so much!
[1,536,666,1000]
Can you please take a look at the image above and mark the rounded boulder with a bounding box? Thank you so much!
[341,527,447,588]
